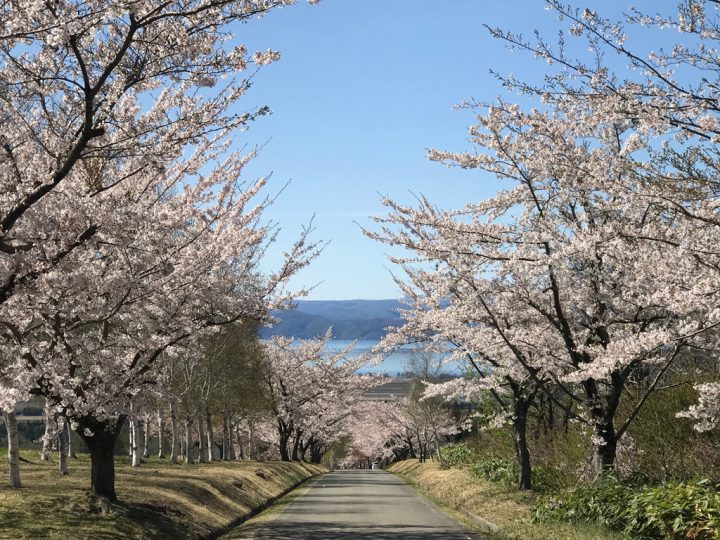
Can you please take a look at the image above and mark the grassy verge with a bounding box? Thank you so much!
[0,449,325,539]
[388,460,621,540]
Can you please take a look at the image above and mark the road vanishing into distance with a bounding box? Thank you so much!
[224,469,481,540]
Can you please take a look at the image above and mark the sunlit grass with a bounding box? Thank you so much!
[0,449,323,539]
[389,460,622,540]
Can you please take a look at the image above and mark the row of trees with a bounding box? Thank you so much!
[0,0,321,501]
[367,1,720,489]
[9,323,379,485]
[341,382,466,469]
[260,332,375,463]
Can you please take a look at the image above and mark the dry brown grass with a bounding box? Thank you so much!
[0,450,324,539]
[389,459,622,540]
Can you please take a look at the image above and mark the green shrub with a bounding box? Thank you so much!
[439,443,478,469]
[532,464,571,492]
[534,477,720,539]
[625,480,720,539]
[470,458,518,485]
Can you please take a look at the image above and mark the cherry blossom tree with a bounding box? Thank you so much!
[485,0,720,433]
[342,400,413,467]
[260,332,371,463]
[377,284,541,487]
[343,395,463,468]
[370,93,715,476]
[0,0,320,500]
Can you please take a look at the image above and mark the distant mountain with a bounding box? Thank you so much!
[260,299,405,340]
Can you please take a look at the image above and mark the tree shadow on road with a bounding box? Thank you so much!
[224,521,481,539]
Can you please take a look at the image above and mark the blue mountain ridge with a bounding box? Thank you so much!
[260,299,405,340]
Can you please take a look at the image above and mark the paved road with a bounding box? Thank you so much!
[233,469,481,540]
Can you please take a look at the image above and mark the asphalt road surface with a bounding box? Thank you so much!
[233,469,482,540]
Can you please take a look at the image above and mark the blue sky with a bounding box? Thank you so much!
[234,0,643,300]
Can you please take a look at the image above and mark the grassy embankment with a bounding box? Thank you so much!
[0,448,324,539]
[389,459,621,540]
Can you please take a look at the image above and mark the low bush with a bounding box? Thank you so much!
[534,476,720,539]
[439,443,478,468]
[532,465,571,492]
[466,458,566,492]
[470,458,517,485]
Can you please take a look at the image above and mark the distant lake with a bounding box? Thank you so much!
[322,339,463,376]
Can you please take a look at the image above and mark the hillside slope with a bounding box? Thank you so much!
[261,299,404,340]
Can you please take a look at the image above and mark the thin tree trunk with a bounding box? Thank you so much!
[433,431,443,467]
[67,421,77,459]
[222,411,230,460]
[57,417,69,475]
[197,414,207,463]
[415,432,424,463]
[142,415,150,458]
[170,401,179,464]
[3,410,21,487]
[512,396,532,490]
[228,418,236,460]
[184,415,194,464]
[278,421,291,462]
[291,429,302,461]
[157,409,165,459]
[131,417,140,467]
[41,400,52,462]
[128,418,134,457]
[205,410,215,462]
[249,422,256,460]
[77,416,125,502]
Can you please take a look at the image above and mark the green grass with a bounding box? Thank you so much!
[389,460,622,540]
[0,450,324,539]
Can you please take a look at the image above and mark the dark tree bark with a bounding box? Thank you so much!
[584,376,621,477]
[76,415,125,502]
[291,428,303,462]
[309,439,325,464]
[512,395,532,490]
[278,419,292,461]
[222,411,230,460]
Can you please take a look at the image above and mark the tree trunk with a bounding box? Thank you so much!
[131,417,141,467]
[128,418,134,457]
[415,432,425,463]
[41,401,52,462]
[584,378,620,477]
[205,410,215,462]
[248,422,256,460]
[157,409,165,459]
[592,417,618,477]
[184,415,194,464]
[228,418,236,460]
[3,410,21,487]
[309,441,324,464]
[433,431,443,467]
[197,414,207,463]
[77,416,125,502]
[291,429,302,461]
[170,401,179,464]
[407,436,415,458]
[57,417,69,476]
[67,421,77,459]
[278,421,291,462]
[142,415,150,458]
[512,396,532,490]
[222,411,229,460]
